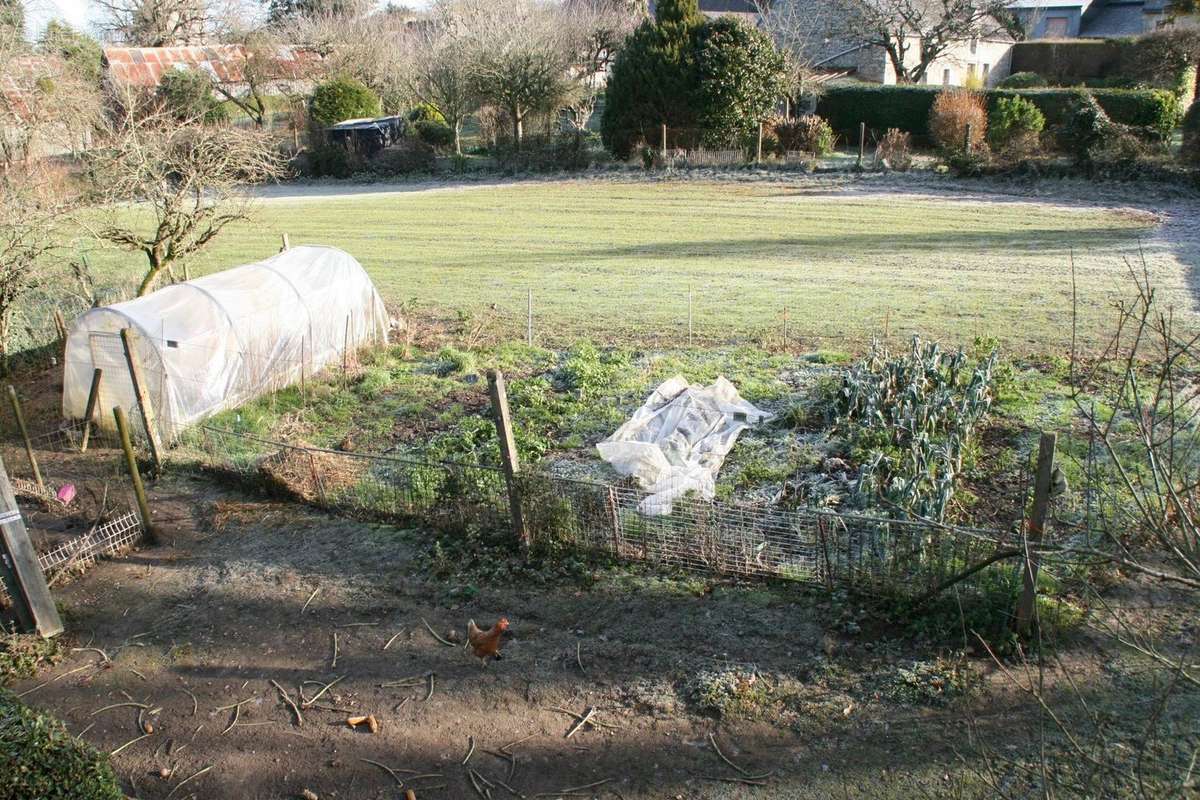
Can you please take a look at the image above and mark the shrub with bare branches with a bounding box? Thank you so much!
[929,89,987,153]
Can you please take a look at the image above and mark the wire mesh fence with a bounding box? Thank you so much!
[172,422,1017,596]
[0,419,146,606]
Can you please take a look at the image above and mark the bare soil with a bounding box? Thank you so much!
[6,469,1069,800]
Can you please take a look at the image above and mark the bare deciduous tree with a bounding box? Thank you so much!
[760,0,1013,85]
[558,0,639,132]
[0,167,73,372]
[402,2,478,155]
[457,0,574,146]
[212,31,319,128]
[278,3,414,112]
[86,98,288,296]
[754,0,840,100]
[0,28,102,166]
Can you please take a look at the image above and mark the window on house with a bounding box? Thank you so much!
[943,68,951,85]
[967,64,977,80]
[970,37,978,54]
[1045,16,1069,37]
[982,63,990,81]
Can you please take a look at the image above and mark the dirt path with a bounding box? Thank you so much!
[7,469,1052,800]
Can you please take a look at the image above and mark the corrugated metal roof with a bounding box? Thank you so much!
[103,44,322,88]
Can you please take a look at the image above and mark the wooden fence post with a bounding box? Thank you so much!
[687,286,694,347]
[660,123,667,160]
[281,232,290,251]
[755,121,764,164]
[1016,432,1056,635]
[0,453,63,637]
[857,122,866,167]
[7,385,42,490]
[119,328,163,472]
[79,368,102,453]
[487,370,529,551]
[113,407,157,545]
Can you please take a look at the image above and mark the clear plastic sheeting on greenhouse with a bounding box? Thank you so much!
[597,376,773,516]
[62,246,388,441]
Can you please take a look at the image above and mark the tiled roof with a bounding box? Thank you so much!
[1080,2,1151,36]
[103,44,322,88]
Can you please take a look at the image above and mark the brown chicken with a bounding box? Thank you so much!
[467,617,509,665]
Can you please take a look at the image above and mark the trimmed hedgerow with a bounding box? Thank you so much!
[0,689,124,800]
[816,85,1180,143]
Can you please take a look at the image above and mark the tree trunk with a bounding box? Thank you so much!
[513,106,523,149]
[138,250,167,297]
[453,119,462,156]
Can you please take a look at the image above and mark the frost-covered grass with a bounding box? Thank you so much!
[77,179,1172,353]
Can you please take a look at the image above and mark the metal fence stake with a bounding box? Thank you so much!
[114,406,158,545]
[526,289,533,347]
[687,287,694,347]
[487,369,529,551]
[858,122,866,167]
[1016,432,1056,635]
[7,385,42,490]
[80,368,103,453]
[119,328,163,472]
[0,453,63,637]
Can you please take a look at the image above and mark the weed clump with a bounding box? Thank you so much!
[685,667,772,718]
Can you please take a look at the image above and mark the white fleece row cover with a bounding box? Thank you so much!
[62,246,387,441]
[597,376,773,515]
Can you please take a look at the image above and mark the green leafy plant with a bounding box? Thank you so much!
[408,102,446,124]
[413,119,455,151]
[1182,100,1200,165]
[0,689,124,800]
[997,71,1046,89]
[156,68,227,124]
[309,76,381,126]
[837,336,997,521]
[989,95,1045,156]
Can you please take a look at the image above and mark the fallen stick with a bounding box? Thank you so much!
[421,617,456,647]
[360,758,406,787]
[71,647,111,663]
[500,733,535,753]
[465,767,489,799]
[300,587,320,614]
[336,621,380,628]
[17,664,94,698]
[165,765,212,799]
[564,707,597,739]
[424,672,435,702]
[380,673,429,687]
[110,732,151,756]
[533,778,610,797]
[179,687,198,716]
[462,735,476,765]
[331,632,339,669]
[393,696,412,713]
[383,631,404,650]
[494,778,526,799]
[300,676,343,708]
[91,702,148,717]
[575,642,585,675]
[701,774,769,786]
[270,679,303,727]
[708,733,751,777]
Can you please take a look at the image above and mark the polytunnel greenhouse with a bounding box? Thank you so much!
[62,245,388,441]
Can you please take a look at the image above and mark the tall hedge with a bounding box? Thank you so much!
[0,689,123,800]
[691,17,787,146]
[1010,31,1200,98]
[816,85,1181,142]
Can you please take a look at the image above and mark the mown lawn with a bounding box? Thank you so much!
[80,179,1184,353]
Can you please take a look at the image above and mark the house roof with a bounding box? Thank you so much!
[103,44,322,88]
[1080,0,1154,35]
